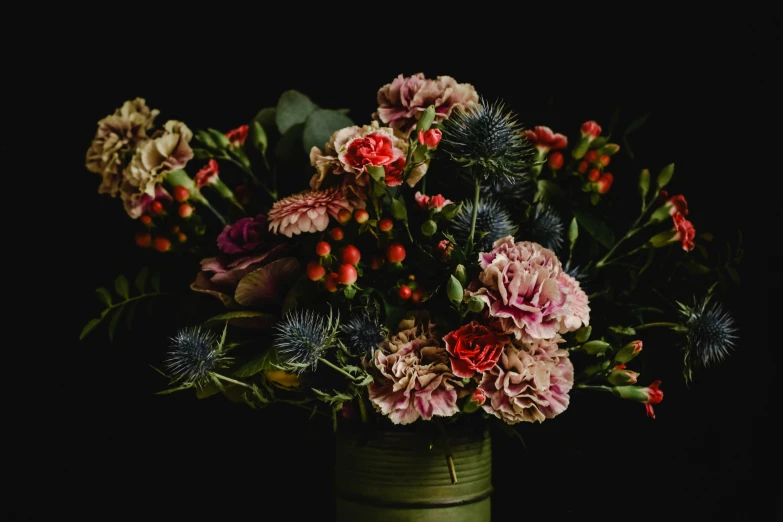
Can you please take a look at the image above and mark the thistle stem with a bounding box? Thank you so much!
[634,322,681,331]
[436,419,458,485]
[318,357,359,382]
[467,177,481,254]
[212,373,252,388]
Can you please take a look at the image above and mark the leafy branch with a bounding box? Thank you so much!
[79,267,165,342]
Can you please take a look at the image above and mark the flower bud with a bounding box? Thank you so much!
[135,233,152,248]
[584,359,611,376]
[577,161,589,174]
[585,150,599,163]
[596,173,613,194]
[580,121,602,139]
[420,219,437,237]
[446,275,463,303]
[608,366,639,385]
[580,340,611,355]
[548,151,564,170]
[467,297,485,313]
[462,389,486,413]
[588,168,601,182]
[614,340,643,364]
[418,128,443,148]
[454,264,468,287]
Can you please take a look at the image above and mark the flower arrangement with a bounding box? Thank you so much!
[81,73,740,476]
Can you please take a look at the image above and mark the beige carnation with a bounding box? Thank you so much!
[122,120,194,198]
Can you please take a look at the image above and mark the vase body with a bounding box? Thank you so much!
[334,428,492,522]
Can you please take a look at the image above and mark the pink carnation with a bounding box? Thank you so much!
[479,336,574,424]
[267,187,352,238]
[469,236,590,340]
[373,73,479,136]
[368,320,461,425]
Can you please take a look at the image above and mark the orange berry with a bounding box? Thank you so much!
[337,209,352,224]
[341,245,361,265]
[599,155,611,167]
[135,233,152,248]
[398,285,412,300]
[140,215,152,226]
[173,186,190,203]
[177,232,187,243]
[370,255,385,270]
[386,242,406,263]
[547,152,564,170]
[178,204,193,218]
[585,150,598,163]
[378,218,393,232]
[316,241,331,257]
[578,161,589,174]
[596,173,614,194]
[329,227,344,241]
[588,168,601,182]
[337,264,358,285]
[154,237,171,252]
[151,201,164,215]
[354,209,370,224]
[325,273,339,292]
[307,261,326,281]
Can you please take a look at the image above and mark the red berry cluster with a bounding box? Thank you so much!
[306,239,361,291]
[134,184,198,252]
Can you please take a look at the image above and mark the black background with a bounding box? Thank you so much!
[11,17,780,522]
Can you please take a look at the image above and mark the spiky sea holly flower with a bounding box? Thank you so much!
[440,99,536,183]
[340,307,387,358]
[164,326,231,388]
[526,204,565,253]
[449,199,516,252]
[678,291,738,382]
[274,309,339,374]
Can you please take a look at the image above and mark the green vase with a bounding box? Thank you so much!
[334,427,492,522]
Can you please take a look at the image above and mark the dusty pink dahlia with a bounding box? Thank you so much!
[373,73,479,136]
[267,187,352,237]
[479,336,574,424]
[469,236,590,340]
[368,320,461,425]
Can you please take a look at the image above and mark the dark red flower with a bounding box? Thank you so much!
[226,125,249,146]
[443,321,507,378]
[195,159,220,188]
[672,212,696,252]
[643,380,664,419]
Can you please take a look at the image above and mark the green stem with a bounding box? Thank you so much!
[104,292,165,311]
[278,399,330,418]
[435,419,458,485]
[576,384,613,392]
[356,394,368,423]
[633,322,681,331]
[318,357,359,382]
[467,177,481,254]
[212,373,252,389]
[192,194,227,225]
[420,175,427,196]
[599,243,648,268]
[403,221,414,243]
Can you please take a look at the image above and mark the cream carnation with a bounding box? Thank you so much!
[368,319,461,425]
[479,336,574,424]
[267,187,353,237]
[122,120,194,198]
[469,236,590,340]
[373,73,479,136]
[85,98,159,196]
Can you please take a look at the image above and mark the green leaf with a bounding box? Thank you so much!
[114,275,129,300]
[195,382,221,399]
[302,109,353,154]
[233,350,278,378]
[415,105,436,133]
[96,287,112,307]
[440,203,460,220]
[572,209,615,249]
[276,90,318,134]
[192,148,212,160]
[609,325,637,336]
[249,121,268,156]
[108,305,124,343]
[725,266,741,285]
[208,128,232,149]
[79,318,101,340]
[568,218,578,249]
[275,123,304,162]
[638,169,650,202]
[366,165,385,183]
[134,267,149,294]
[205,310,277,329]
[390,197,408,221]
[253,107,277,133]
[125,300,139,331]
[575,325,592,343]
[217,323,228,352]
[535,179,564,203]
[656,163,675,189]
[282,275,311,317]
[343,286,357,299]
[150,273,161,292]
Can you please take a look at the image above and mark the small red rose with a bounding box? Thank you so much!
[443,321,507,378]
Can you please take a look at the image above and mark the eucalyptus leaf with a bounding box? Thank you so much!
[96,287,112,307]
[276,90,318,134]
[302,109,353,154]
[114,275,129,300]
[572,209,615,249]
[253,107,277,134]
[275,123,304,162]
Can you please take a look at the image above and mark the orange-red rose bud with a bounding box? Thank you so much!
[135,233,152,248]
[178,204,193,218]
[307,260,326,281]
[338,264,358,285]
[329,227,344,241]
[548,151,564,170]
[173,186,190,203]
[154,237,171,252]
[596,173,614,194]
[608,367,639,385]
[615,340,643,364]
[378,218,393,232]
[225,124,249,146]
[337,209,352,224]
[418,128,443,148]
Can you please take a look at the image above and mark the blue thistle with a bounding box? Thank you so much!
[341,306,387,358]
[274,309,338,374]
[440,98,536,183]
[481,171,533,203]
[165,326,230,388]
[526,204,565,253]
[449,199,516,252]
[678,291,738,382]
